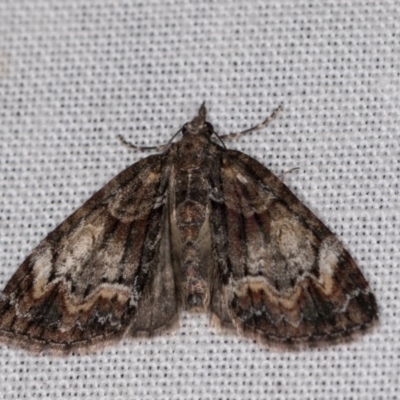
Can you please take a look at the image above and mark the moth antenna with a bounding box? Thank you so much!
[279,167,300,180]
[219,103,283,141]
[118,127,183,153]
[118,134,164,152]
[211,130,227,149]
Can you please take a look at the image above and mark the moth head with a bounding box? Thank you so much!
[182,102,215,137]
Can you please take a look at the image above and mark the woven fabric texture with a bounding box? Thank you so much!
[0,1,398,399]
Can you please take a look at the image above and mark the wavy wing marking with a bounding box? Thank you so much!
[0,155,178,354]
[210,150,378,348]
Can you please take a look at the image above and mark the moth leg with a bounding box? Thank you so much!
[219,104,283,141]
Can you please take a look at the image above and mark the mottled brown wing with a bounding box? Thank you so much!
[210,150,378,349]
[0,154,179,354]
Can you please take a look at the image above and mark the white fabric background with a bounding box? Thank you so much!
[0,1,398,399]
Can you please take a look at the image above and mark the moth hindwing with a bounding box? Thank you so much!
[0,103,378,354]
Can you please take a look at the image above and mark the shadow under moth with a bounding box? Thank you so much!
[0,103,378,354]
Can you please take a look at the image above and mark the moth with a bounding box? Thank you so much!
[0,103,378,354]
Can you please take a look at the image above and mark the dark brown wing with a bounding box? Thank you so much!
[0,154,179,354]
[209,149,378,349]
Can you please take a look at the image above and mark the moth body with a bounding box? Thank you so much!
[169,112,217,312]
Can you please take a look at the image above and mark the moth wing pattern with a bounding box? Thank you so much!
[210,149,378,348]
[0,103,378,354]
[0,154,179,354]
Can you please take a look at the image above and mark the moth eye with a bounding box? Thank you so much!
[205,122,214,135]
[181,123,188,134]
